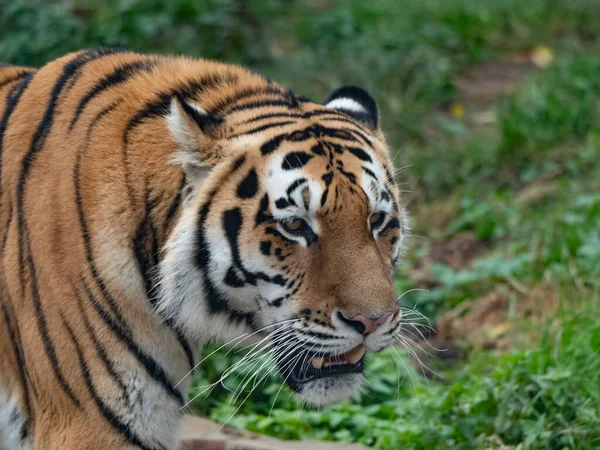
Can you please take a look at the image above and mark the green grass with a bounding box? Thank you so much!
[3,0,600,448]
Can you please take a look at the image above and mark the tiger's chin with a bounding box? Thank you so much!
[291,372,365,407]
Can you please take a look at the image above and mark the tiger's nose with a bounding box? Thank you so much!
[338,310,393,335]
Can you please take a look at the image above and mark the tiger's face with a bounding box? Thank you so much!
[159,86,408,405]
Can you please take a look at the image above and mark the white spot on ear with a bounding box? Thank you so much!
[325,97,367,113]
[166,97,208,152]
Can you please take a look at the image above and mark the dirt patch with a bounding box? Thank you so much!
[429,232,482,270]
[408,232,484,290]
[405,282,559,369]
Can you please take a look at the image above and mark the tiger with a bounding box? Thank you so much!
[0,48,409,450]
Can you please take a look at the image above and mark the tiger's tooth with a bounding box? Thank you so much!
[312,356,325,369]
[345,344,367,364]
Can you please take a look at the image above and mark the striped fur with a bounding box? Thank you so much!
[0,49,408,449]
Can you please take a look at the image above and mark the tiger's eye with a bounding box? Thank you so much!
[284,218,304,232]
[369,212,386,229]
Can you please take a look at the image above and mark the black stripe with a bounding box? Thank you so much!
[348,146,373,163]
[275,198,290,209]
[1,303,33,432]
[286,178,308,196]
[62,315,164,450]
[224,267,246,288]
[282,151,313,170]
[1,200,12,253]
[232,155,247,171]
[260,133,288,155]
[241,112,303,125]
[260,240,272,256]
[384,165,396,185]
[229,120,296,139]
[320,172,334,207]
[319,115,373,134]
[167,319,195,372]
[225,99,299,115]
[5,297,39,402]
[63,48,129,96]
[338,165,358,184]
[69,59,157,132]
[255,193,271,226]
[0,73,33,198]
[24,224,81,407]
[236,168,259,199]
[209,85,285,115]
[363,166,377,180]
[124,93,171,145]
[342,127,374,148]
[74,99,131,332]
[133,187,158,303]
[294,327,342,340]
[164,177,185,234]
[81,278,185,405]
[0,70,34,91]
[73,285,129,402]
[270,297,284,307]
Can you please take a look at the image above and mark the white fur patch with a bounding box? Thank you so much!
[0,390,31,450]
[325,97,367,113]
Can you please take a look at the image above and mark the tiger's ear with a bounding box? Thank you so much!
[324,86,379,130]
[166,95,224,184]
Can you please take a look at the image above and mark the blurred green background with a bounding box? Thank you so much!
[2,0,600,448]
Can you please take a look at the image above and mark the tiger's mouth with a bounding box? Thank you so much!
[309,344,367,370]
[274,341,367,392]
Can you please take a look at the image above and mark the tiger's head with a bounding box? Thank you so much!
[158,85,408,406]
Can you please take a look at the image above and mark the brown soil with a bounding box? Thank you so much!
[405,281,559,370]
[408,232,484,290]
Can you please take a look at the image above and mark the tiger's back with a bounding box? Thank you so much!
[0,49,407,450]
